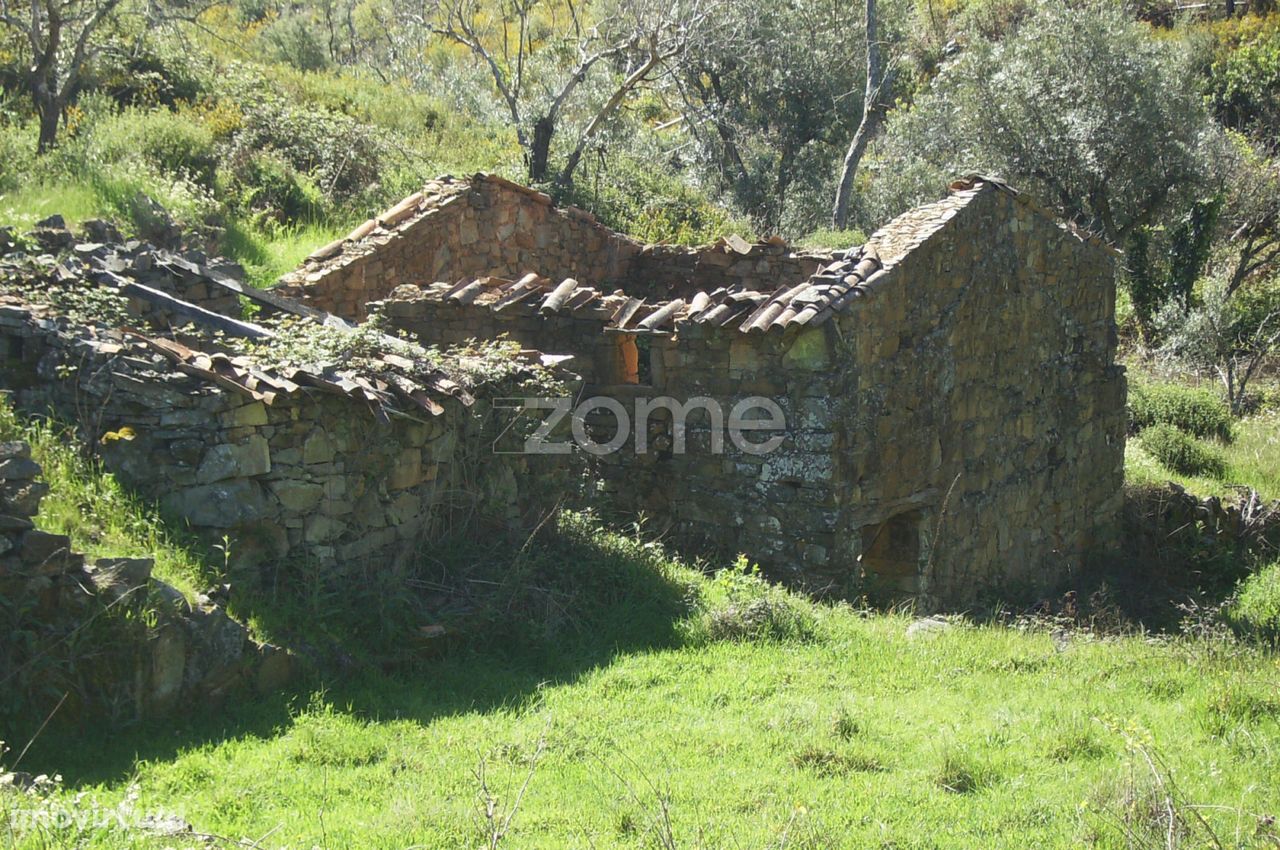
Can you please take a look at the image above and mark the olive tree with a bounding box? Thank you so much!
[864,0,1211,244]
[1219,135,1280,299]
[673,0,864,233]
[429,0,722,188]
[0,0,123,151]
[1158,280,1280,415]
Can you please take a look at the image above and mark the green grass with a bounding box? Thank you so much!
[3,388,1279,849]
[798,227,868,250]
[5,594,1279,848]
[1126,411,1280,500]
[0,181,344,288]
[0,402,207,600]
[0,183,108,231]
[1230,559,1280,642]
[222,217,351,288]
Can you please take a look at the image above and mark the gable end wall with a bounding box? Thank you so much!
[834,186,1126,606]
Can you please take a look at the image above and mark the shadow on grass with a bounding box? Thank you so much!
[18,510,697,787]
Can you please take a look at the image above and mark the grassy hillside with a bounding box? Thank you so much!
[1126,410,1280,501]
[4,524,1279,849]
[0,399,1276,848]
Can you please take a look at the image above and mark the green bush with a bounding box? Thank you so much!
[1128,381,1234,442]
[221,78,395,210]
[690,556,819,643]
[1227,561,1280,643]
[561,153,749,245]
[222,149,326,225]
[95,107,220,186]
[0,119,36,192]
[1137,424,1227,479]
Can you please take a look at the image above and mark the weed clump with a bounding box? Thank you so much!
[690,557,818,644]
[790,744,885,776]
[932,746,996,794]
[1137,424,1227,478]
[1128,381,1234,442]
[1227,560,1280,643]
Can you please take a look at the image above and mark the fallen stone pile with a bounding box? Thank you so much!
[0,440,292,723]
[1131,481,1280,550]
[4,214,248,321]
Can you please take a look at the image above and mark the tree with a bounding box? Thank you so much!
[831,0,888,230]
[865,0,1210,244]
[0,0,123,151]
[429,0,720,188]
[1219,135,1280,299]
[1159,280,1280,415]
[673,0,863,233]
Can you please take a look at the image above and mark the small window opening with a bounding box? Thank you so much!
[860,510,924,590]
[635,334,654,385]
[614,334,640,384]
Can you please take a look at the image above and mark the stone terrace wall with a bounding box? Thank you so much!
[0,443,291,722]
[0,305,570,579]
[830,185,1126,606]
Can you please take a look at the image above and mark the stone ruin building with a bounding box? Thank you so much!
[272,173,1128,606]
[0,173,1126,616]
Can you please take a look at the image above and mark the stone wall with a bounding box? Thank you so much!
[0,304,571,580]
[277,177,637,319]
[374,286,843,582]
[0,442,291,724]
[368,182,1126,607]
[826,186,1126,605]
[277,175,829,318]
[618,241,826,303]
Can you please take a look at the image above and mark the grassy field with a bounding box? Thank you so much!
[5,563,1280,849]
[2,407,1279,849]
[1126,411,1280,502]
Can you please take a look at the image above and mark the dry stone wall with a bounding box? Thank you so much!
[278,177,638,319]
[0,442,291,724]
[277,175,830,319]
[0,303,572,581]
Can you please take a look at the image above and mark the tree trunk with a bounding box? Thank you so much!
[832,0,884,230]
[35,91,61,153]
[529,116,554,183]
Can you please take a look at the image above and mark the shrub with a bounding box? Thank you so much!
[1128,381,1233,442]
[221,77,396,210]
[561,153,748,245]
[221,149,326,224]
[1136,424,1227,479]
[90,41,211,110]
[95,107,220,186]
[1227,561,1280,643]
[690,556,818,643]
